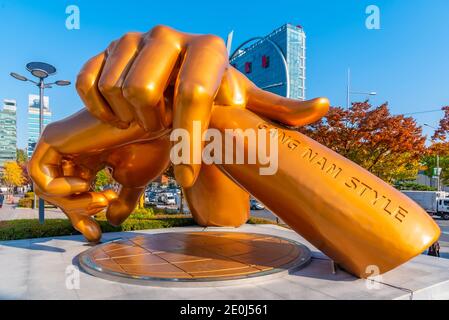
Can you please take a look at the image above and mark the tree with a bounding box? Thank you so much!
[16,149,27,164]
[421,154,449,185]
[20,162,32,187]
[431,106,449,141]
[2,161,25,191]
[94,169,114,192]
[423,106,449,186]
[299,101,426,183]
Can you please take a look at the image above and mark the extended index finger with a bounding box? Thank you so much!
[229,67,329,126]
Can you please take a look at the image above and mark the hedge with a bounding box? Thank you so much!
[0,216,275,241]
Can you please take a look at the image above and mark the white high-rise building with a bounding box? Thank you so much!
[28,94,51,158]
[0,99,17,167]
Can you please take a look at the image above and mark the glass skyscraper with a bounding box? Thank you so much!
[230,24,306,100]
[28,94,52,158]
[0,99,17,167]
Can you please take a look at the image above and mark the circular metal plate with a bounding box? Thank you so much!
[26,62,57,76]
[79,231,311,287]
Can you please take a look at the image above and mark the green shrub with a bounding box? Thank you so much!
[0,219,78,240]
[247,217,276,225]
[25,192,35,198]
[16,197,56,209]
[130,207,154,219]
[395,182,436,191]
[0,217,196,241]
[98,217,195,233]
[0,205,275,241]
[17,197,33,208]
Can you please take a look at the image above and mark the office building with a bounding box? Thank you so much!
[28,94,51,158]
[230,23,306,100]
[0,99,17,167]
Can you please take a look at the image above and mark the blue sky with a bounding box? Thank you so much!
[0,0,448,148]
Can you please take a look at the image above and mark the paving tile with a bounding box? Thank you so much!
[120,263,189,278]
[215,284,284,300]
[256,278,335,300]
[74,274,128,300]
[95,258,125,273]
[104,246,150,258]
[112,253,168,266]
[1,224,449,300]
[172,259,248,274]
[155,248,221,263]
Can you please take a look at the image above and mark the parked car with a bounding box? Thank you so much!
[159,192,176,205]
[145,191,158,204]
[250,199,265,210]
[164,194,176,205]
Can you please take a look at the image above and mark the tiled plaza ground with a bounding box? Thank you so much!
[1,224,449,300]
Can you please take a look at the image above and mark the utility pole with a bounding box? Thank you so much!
[11,62,71,223]
[346,68,377,109]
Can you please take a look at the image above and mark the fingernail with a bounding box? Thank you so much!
[174,164,196,188]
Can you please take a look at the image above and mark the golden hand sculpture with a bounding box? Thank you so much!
[29,26,440,278]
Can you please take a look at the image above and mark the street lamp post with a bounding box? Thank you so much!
[346,68,377,108]
[10,62,71,224]
[424,123,442,192]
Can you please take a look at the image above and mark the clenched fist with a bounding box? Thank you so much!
[76,25,329,188]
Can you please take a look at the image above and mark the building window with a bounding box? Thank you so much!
[244,62,252,74]
[262,55,270,68]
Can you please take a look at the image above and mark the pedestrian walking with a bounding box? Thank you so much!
[428,241,440,257]
[0,190,4,208]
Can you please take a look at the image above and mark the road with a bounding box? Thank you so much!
[435,217,449,241]
[433,216,449,258]
[250,208,280,221]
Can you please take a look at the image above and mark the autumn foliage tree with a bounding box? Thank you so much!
[1,161,25,191]
[431,106,449,142]
[423,106,449,184]
[299,101,426,183]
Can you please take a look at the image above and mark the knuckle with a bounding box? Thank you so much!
[199,34,226,51]
[114,32,143,50]
[75,70,94,97]
[148,25,174,38]
[75,73,86,95]
[97,79,120,98]
[121,31,142,41]
[122,81,161,107]
[176,81,211,103]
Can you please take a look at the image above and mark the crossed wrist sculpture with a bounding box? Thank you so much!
[28,26,440,278]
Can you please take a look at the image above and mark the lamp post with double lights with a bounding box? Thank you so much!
[424,123,442,192]
[346,68,377,108]
[10,62,71,224]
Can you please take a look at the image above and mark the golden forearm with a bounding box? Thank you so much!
[210,105,440,278]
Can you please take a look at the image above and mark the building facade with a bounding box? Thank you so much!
[0,99,17,168]
[230,23,306,100]
[28,94,51,158]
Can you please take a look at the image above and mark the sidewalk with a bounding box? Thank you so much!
[0,202,67,221]
[1,224,449,300]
